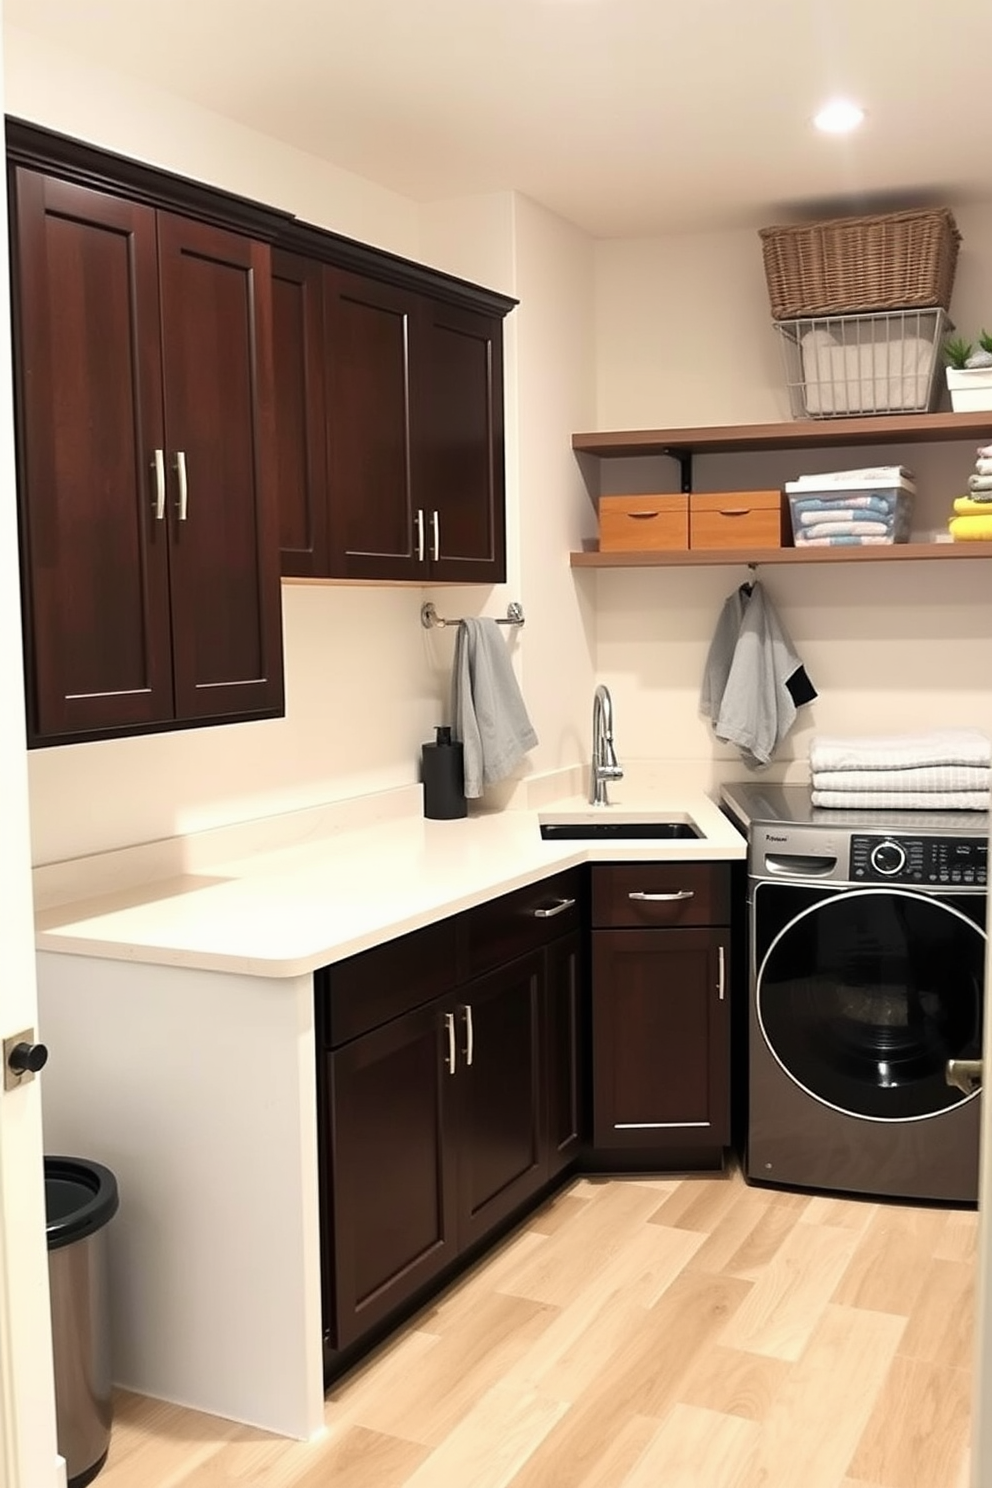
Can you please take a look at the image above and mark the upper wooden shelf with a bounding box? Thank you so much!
[570,542,992,569]
[571,411,992,459]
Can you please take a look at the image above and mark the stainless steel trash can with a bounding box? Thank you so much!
[44,1157,119,1488]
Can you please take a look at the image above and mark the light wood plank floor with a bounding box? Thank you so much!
[96,1164,978,1488]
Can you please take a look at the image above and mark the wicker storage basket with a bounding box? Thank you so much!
[759,208,961,320]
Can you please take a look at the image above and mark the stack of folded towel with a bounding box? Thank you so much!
[949,444,992,541]
[809,728,992,810]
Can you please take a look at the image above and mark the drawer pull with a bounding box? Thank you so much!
[460,1003,474,1067]
[444,1011,457,1075]
[718,944,726,1001]
[627,890,695,903]
[718,507,750,517]
[534,897,577,919]
[626,511,661,521]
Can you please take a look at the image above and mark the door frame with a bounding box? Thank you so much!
[0,13,61,1483]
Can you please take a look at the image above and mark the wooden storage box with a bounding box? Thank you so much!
[599,494,688,552]
[689,490,790,550]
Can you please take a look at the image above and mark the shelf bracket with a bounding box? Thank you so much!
[661,447,693,494]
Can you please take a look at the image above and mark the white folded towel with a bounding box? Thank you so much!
[811,789,989,811]
[811,766,991,793]
[452,618,538,798]
[809,728,992,774]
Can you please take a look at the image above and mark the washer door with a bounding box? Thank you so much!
[756,887,984,1121]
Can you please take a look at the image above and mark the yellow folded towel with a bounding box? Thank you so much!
[948,514,992,540]
[953,496,992,516]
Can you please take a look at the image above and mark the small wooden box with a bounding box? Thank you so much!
[689,490,790,550]
[599,494,688,552]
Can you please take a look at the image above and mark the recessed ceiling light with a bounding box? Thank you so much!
[813,99,866,134]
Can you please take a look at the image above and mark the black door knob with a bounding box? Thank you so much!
[7,1042,48,1076]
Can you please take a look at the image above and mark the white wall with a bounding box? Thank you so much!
[590,210,992,787]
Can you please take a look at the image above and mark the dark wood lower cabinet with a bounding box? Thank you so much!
[591,926,729,1151]
[455,952,544,1250]
[316,870,586,1373]
[326,995,458,1352]
[589,862,731,1166]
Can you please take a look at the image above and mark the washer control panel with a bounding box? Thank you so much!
[850,834,988,886]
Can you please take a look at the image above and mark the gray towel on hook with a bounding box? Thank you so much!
[452,618,538,797]
[701,580,816,768]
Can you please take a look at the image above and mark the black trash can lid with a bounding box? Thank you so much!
[44,1157,119,1251]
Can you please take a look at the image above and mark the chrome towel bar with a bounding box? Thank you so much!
[421,601,525,630]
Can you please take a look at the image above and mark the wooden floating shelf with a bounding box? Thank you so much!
[570,543,992,568]
[571,411,992,458]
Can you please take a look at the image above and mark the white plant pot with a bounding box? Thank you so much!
[947,366,992,412]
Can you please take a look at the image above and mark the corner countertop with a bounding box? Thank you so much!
[34,790,746,979]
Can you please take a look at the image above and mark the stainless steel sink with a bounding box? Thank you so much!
[539,819,701,841]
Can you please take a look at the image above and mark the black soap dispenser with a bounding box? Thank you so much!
[422,726,467,820]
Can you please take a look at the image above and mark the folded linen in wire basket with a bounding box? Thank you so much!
[811,766,991,794]
[809,728,992,774]
[811,789,989,810]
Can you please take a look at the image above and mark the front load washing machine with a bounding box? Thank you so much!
[722,783,987,1204]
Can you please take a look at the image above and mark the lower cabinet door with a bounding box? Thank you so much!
[592,927,730,1150]
[326,997,458,1350]
[455,952,545,1249]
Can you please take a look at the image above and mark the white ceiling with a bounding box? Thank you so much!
[5,0,992,238]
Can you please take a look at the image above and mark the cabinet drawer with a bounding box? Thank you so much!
[592,863,729,928]
[689,490,789,551]
[318,917,460,1047]
[462,869,584,981]
[599,494,688,552]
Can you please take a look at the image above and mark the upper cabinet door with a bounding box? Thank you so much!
[11,169,174,742]
[323,267,420,581]
[271,250,329,578]
[416,300,506,584]
[157,213,284,722]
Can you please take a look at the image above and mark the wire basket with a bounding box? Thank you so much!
[774,309,950,420]
[759,209,961,319]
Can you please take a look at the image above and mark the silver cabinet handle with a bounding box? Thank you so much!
[460,1003,474,1067]
[174,451,189,521]
[431,509,440,562]
[415,508,425,562]
[534,897,577,919]
[152,449,166,520]
[628,890,695,902]
[444,1011,457,1075]
[718,944,726,1001]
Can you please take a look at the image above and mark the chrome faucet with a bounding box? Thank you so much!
[590,684,623,805]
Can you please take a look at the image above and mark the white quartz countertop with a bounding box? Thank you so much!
[34,791,746,978]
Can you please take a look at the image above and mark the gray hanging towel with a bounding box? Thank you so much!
[701,580,816,768]
[452,618,538,797]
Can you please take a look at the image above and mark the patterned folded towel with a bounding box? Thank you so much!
[812,766,991,793]
[809,728,992,773]
[811,789,989,810]
[797,520,889,542]
[797,507,890,525]
[791,494,894,515]
[949,514,992,541]
[795,534,891,545]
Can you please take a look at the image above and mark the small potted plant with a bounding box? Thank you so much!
[945,332,992,412]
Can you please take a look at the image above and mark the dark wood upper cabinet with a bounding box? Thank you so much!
[323,268,419,581]
[11,165,284,746]
[416,298,505,584]
[273,263,509,583]
[271,249,329,578]
[12,170,174,740]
